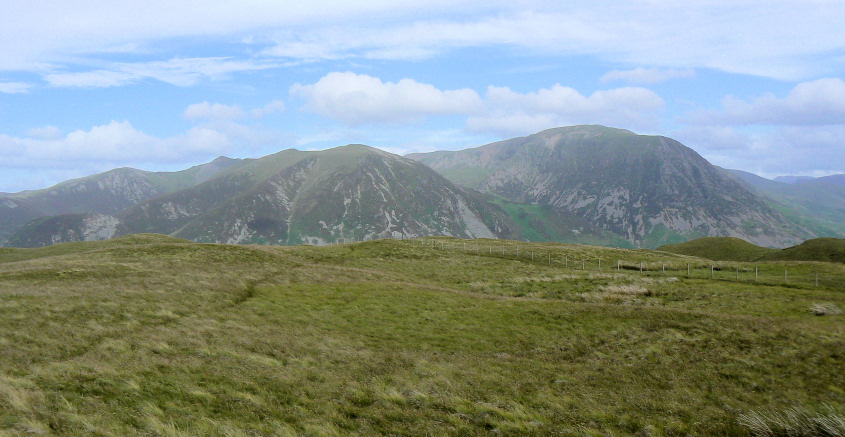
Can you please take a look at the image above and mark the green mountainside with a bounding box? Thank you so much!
[0,157,242,244]
[659,236,845,263]
[7,146,517,247]
[409,125,812,248]
[721,168,845,237]
[4,125,836,249]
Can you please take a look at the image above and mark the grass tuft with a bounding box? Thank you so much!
[738,405,845,437]
[810,303,843,316]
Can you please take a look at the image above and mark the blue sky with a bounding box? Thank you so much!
[2,1,845,193]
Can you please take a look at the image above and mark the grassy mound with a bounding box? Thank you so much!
[660,236,845,263]
[0,237,843,435]
[658,236,776,261]
[760,238,845,263]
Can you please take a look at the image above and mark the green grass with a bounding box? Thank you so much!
[1,236,843,435]
[660,236,845,264]
[761,238,845,263]
[659,237,777,262]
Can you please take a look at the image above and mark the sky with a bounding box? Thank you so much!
[1,1,845,193]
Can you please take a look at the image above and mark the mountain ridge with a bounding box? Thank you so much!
[6,145,517,247]
[4,125,835,248]
[409,125,813,248]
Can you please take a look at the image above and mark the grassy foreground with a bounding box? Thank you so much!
[0,235,843,436]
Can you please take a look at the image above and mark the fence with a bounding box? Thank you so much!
[394,237,842,290]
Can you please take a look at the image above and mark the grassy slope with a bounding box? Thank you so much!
[0,235,843,436]
[760,237,845,263]
[660,236,845,263]
[658,237,777,262]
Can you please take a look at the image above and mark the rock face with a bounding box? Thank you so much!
[6,213,120,247]
[4,126,822,248]
[126,145,512,244]
[7,145,515,247]
[409,125,812,247]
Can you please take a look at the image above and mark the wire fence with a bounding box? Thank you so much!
[396,237,843,291]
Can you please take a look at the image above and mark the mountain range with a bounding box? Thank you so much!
[2,125,841,248]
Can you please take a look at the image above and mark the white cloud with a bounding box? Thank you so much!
[0,81,33,94]
[2,2,843,81]
[600,68,695,84]
[291,72,665,135]
[674,125,845,176]
[251,100,286,118]
[290,72,483,125]
[25,125,63,140]
[467,84,665,136]
[0,119,287,173]
[45,57,277,88]
[687,78,845,126]
[184,102,247,121]
[259,5,845,80]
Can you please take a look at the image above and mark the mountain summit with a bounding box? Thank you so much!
[6,145,513,247]
[409,125,811,247]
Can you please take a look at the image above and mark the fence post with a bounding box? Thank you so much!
[548,252,551,264]
[582,258,585,270]
[531,251,534,261]
[815,272,818,288]
[598,259,601,271]
[565,256,568,268]
[640,262,643,273]
[662,263,665,274]
[516,245,519,257]
[618,260,620,271]
[711,265,714,279]
[687,264,690,277]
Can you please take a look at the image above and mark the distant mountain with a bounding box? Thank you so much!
[773,175,815,184]
[6,125,833,249]
[720,168,845,237]
[0,157,242,245]
[409,125,812,248]
[7,145,516,247]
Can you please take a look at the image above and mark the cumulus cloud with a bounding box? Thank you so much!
[674,124,845,176]
[25,125,63,140]
[600,68,695,84]
[0,118,288,174]
[687,78,845,126]
[290,72,484,125]
[184,102,247,121]
[467,84,665,136]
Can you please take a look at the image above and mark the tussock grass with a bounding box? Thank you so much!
[738,405,845,436]
[0,236,843,435]
[810,303,842,316]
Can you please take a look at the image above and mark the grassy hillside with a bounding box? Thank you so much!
[760,237,845,263]
[658,237,777,261]
[660,236,845,263]
[0,236,843,435]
